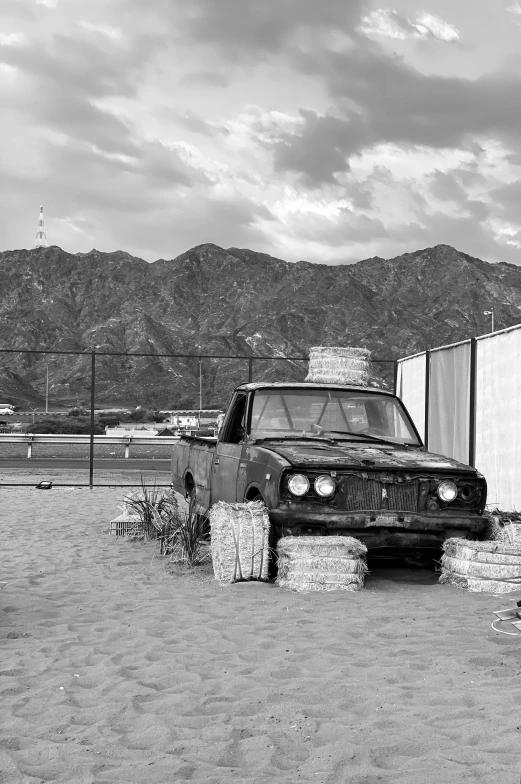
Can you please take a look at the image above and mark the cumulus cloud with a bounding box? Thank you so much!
[179,70,229,88]
[0,32,27,45]
[1,0,521,268]
[267,44,521,188]
[79,21,123,41]
[181,0,367,61]
[359,9,459,43]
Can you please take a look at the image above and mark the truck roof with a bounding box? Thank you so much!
[235,382,395,396]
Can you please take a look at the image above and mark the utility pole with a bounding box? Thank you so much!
[198,359,202,429]
[483,310,494,333]
[45,364,49,414]
[35,205,47,247]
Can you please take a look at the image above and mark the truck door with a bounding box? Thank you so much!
[211,392,247,504]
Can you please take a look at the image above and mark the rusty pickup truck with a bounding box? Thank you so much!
[171,382,487,559]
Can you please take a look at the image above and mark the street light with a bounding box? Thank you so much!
[45,363,49,414]
[483,310,494,332]
[198,359,202,430]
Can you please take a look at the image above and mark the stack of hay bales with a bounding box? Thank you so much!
[276,536,368,592]
[209,500,270,583]
[439,537,521,594]
[305,346,371,386]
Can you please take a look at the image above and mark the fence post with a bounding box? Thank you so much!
[124,438,130,459]
[424,350,431,450]
[27,437,32,459]
[248,356,253,383]
[468,337,477,467]
[89,350,96,489]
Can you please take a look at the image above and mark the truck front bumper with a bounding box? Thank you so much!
[268,509,488,548]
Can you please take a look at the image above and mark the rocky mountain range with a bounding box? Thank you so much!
[0,242,520,410]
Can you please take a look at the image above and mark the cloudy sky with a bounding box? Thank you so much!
[2,0,521,265]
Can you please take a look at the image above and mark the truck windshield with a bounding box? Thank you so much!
[249,388,420,446]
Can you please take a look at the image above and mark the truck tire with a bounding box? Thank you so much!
[247,491,279,578]
[185,474,210,540]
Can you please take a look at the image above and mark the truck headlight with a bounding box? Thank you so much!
[437,480,458,503]
[288,474,310,496]
[314,475,336,497]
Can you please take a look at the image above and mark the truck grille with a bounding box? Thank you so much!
[342,477,419,512]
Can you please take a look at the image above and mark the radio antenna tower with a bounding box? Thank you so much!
[35,205,47,247]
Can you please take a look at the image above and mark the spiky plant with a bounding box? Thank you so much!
[124,476,181,544]
[164,496,211,567]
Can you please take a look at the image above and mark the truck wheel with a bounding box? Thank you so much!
[248,492,279,579]
[185,476,210,540]
[185,474,196,503]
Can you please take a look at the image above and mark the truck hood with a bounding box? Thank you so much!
[262,439,476,474]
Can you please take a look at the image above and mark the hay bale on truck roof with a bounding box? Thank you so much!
[305,346,372,386]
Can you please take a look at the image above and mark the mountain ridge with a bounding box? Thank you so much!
[0,242,520,409]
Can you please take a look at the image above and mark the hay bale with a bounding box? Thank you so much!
[442,555,521,581]
[277,535,367,558]
[277,556,366,573]
[276,535,368,593]
[209,500,270,583]
[487,514,521,547]
[439,573,521,594]
[278,575,365,593]
[439,537,521,594]
[443,539,521,564]
[305,346,372,386]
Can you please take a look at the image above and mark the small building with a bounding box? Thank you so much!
[159,409,223,428]
[105,427,160,437]
[156,427,177,437]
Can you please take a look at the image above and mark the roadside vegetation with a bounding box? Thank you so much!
[123,478,211,567]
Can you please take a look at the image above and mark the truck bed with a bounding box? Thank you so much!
[171,436,217,513]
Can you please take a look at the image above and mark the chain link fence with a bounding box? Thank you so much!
[0,348,397,487]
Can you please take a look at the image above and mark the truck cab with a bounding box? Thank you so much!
[171,382,488,556]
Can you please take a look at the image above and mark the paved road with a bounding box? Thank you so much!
[0,459,170,470]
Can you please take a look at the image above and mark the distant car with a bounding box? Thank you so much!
[0,407,14,416]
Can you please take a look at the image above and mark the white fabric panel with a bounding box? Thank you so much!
[475,328,521,511]
[396,353,426,441]
[428,342,471,464]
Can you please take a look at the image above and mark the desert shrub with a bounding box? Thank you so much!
[168,396,194,410]
[98,414,120,428]
[163,496,211,567]
[128,408,147,422]
[26,417,105,435]
[123,478,210,566]
[124,479,181,549]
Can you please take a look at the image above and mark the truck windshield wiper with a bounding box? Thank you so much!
[335,431,412,449]
[250,434,337,445]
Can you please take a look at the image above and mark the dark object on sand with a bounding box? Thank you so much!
[36,481,53,490]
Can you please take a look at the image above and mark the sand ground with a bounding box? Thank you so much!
[1,469,521,784]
